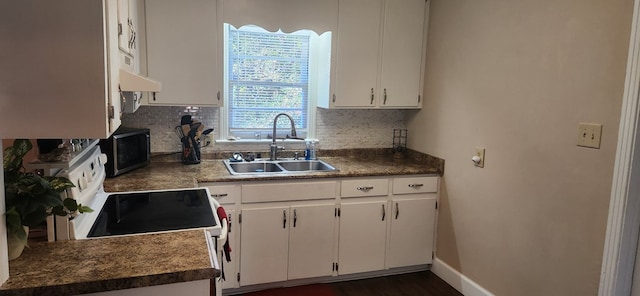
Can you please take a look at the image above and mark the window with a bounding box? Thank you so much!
[222,24,331,140]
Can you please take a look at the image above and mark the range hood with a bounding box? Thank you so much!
[119,68,162,92]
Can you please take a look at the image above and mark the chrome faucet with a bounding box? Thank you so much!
[270,113,298,160]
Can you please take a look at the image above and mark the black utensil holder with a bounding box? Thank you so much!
[181,141,201,164]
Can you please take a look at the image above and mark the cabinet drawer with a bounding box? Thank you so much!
[341,178,389,197]
[204,184,239,205]
[392,176,438,195]
[242,181,337,203]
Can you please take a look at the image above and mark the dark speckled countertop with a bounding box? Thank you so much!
[103,148,444,192]
[0,230,216,296]
[0,149,442,296]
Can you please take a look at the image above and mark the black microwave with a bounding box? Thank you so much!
[99,127,150,177]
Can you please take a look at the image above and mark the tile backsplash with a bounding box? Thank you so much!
[122,106,405,153]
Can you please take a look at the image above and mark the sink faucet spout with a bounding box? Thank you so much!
[270,113,297,160]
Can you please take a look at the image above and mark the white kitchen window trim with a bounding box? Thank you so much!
[218,24,332,143]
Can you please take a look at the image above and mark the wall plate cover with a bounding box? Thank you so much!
[577,123,602,149]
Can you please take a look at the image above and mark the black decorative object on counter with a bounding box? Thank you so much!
[176,115,213,165]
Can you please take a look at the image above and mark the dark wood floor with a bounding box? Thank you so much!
[330,271,463,296]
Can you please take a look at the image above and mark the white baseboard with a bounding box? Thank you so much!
[431,257,495,296]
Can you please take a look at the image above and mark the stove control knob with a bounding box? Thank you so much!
[79,175,88,192]
[85,170,93,182]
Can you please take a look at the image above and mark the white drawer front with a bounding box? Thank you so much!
[341,178,389,197]
[392,176,438,195]
[242,181,337,203]
[204,184,239,205]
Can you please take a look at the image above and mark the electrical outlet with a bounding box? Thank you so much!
[473,147,485,168]
[577,123,602,149]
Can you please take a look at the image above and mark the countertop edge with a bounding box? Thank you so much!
[0,230,218,296]
[3,270,217,296]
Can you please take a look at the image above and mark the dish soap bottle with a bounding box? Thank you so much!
[305,140,311,160]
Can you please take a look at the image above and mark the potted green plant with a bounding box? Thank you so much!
[3,139,92,259]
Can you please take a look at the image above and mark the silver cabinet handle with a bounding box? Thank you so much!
[383,88,388,104]
[283,210,287,229]
[357,186,374,191]
[293,209,297,227]
[210,193,228,197]
[370,88,374,105]
[395,202,399,219]
[408,184,424,188]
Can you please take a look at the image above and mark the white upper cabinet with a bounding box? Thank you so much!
[0,0,122,139]
[117,0,140,72]
[145,0,222,107]
[331,0,383,108]
[321,0,428,109]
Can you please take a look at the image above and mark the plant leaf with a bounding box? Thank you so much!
[45,176,75,192]
[78,205,94,213]
[3,139,32,174]
[21,207,48,228]
[62,198,79,212]
[5,207,26,240]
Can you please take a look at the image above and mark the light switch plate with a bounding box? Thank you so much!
[577,123,602,149]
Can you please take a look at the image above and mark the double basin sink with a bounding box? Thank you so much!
[223,158,338,175]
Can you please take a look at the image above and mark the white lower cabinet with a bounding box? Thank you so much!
[337,200,388,274]
[240,206,290,286]
[203,184,241,290]
[219,209,238,289]
[288,204,336,280]
[239,203,336,286]
[387,197,436,268]
[202,175,437,290]
[237,180,338,286]
[386,176,438,268]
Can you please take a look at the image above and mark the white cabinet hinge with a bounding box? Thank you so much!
[108,105,115,119]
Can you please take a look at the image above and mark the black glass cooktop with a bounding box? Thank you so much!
[87,189,217,238]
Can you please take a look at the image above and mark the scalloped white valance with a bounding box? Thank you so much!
[222,0,338,34]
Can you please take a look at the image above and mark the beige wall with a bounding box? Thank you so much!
[406,0,633,295]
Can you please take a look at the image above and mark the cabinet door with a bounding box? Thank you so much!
[117,0,139,73]
[379,0,426,108]
[338,201,387,275]
[288,204,336,280]
[219,210,238,289]
[0,0,121,139]
[239,207,289,286]
[117,0,133,56]
[387,196,436,268]
[331,0,383,108]
[145,0,221,106]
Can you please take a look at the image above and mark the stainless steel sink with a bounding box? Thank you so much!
[223,158,338,175]
[227,162,283,173]
[277,160,336,172]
